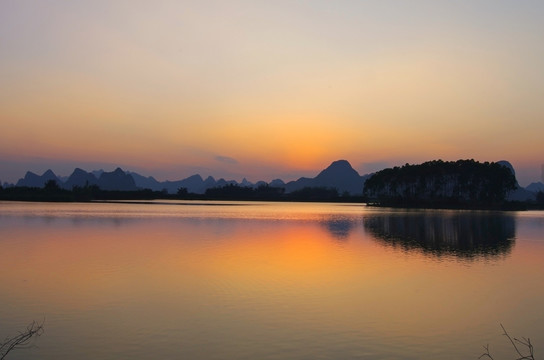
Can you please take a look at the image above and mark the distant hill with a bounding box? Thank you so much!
[15,168,137,191]
[526,182,544,193]
[127,172,163,191]
[98,168,137,191]
[269,179,285,188]
[10,160,370,195]
[16,170,61,188]
[285,160,369,195]
[497,160,537,201]
[64,168,99,189]
[161,174,206,194]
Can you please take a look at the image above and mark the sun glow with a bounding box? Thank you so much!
[1,1,543,184]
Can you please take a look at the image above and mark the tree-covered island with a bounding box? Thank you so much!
[363,159,523,209]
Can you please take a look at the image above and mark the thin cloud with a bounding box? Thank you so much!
[215,155,239,165]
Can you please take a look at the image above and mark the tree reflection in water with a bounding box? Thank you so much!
[363,211,516,258]
[321,217,355,240]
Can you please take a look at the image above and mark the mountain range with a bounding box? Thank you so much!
[4,159,543,200]
[6,160,371,195]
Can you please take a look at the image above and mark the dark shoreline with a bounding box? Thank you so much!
[1,185,543,210]
[365,201,544,211]
[0,185,365,204]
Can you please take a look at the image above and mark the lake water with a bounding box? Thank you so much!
[1,201,543,359]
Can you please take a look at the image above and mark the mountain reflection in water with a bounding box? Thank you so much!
[363,211,516,258]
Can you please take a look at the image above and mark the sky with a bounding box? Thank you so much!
[1,1,543,186]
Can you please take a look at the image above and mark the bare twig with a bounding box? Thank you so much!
[500,323,535,360]
[479,343,495,359]
[0,320,44,360]
[479,324,535,360]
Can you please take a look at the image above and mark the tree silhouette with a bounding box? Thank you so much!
[177,187,189,197]
[363,160,517,208]
[43,179,60,191]
[536,191,544,205]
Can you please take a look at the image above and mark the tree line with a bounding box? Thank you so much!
[363,159,519,208]
[0,180,363,203]
[0,180,165,202]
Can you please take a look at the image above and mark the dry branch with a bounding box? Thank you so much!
[0,320,44,360]
[479,324,535,360]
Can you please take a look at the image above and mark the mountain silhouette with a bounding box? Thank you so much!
[526,182,544,193]
[285,160,369,195]
[64,168,99,189]
[11,160,370,195]
[498,160,537,201]
[14,167,137,191]
[16,169,61,188]
[131,173,239,194]
[269,179,286,187]
[98,168,137,191]
[204,176,218,191]
[11,159,538,197]
[161,174,205,194]
[127,172,163,191]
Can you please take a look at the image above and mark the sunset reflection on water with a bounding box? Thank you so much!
[0,201,543,359]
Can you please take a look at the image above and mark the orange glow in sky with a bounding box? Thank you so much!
[1,1,543,184]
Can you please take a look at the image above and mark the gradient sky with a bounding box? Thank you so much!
[1,1,543,185]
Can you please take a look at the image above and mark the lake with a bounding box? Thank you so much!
[1,201,543,359]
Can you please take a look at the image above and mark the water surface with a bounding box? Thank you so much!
[1,201,543,359]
